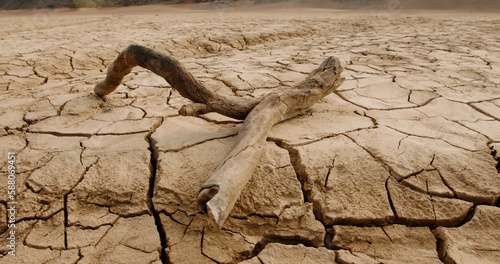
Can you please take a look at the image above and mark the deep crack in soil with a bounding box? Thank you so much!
[146,120,169,264]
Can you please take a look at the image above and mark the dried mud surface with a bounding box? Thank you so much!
[1,5,500,264]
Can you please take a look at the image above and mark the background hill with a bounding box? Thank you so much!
[0,0,188,9]
[0,0,385,10]
[1,0,499,11]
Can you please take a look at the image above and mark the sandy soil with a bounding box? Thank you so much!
[0,4,499,264]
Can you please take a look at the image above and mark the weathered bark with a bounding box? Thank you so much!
[197,57,345,229]
[94,44,261,120]
[94,44,345,229]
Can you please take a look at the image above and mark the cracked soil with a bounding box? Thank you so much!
[0,4,500,264]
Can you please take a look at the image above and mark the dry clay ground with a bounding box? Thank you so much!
[0,5,500,264]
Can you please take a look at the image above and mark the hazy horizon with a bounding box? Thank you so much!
[1,0,500,11]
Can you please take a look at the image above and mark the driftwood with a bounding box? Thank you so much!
[94,44,261,119]
[94,44,345,229]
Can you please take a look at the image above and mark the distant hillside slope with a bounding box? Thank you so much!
[0,0,375,10]
[1,0,498,10]
[0,0,190,9]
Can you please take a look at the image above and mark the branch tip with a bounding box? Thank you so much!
[196,185,219,214]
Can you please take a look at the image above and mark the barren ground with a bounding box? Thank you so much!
[0,4,499,264]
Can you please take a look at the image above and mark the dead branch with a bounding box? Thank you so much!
[94,44,345,229]
[94,44,261,120]
[196,57,345,229]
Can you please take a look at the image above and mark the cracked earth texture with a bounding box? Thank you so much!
[1,5,500,264]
